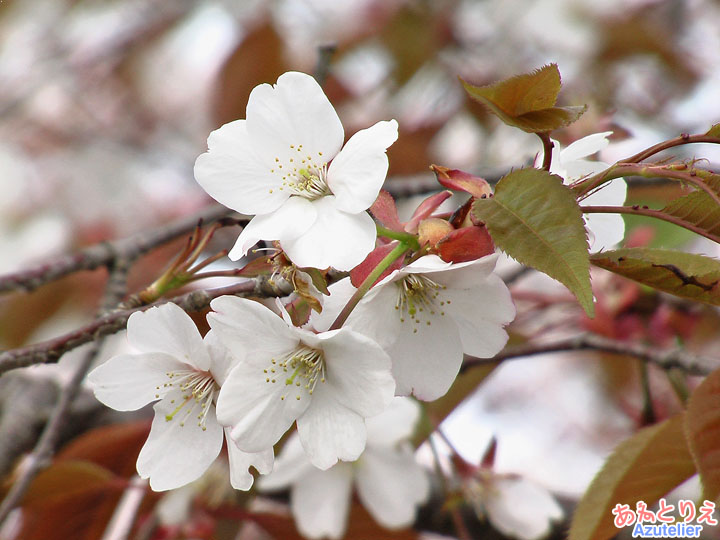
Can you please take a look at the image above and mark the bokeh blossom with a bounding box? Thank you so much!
[259,397,429,540]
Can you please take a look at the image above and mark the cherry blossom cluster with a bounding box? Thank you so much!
[88,71,527,537]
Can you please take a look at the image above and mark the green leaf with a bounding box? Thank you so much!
[685,368,720,501]
[591,248,720,306]
[473,168,593,316]
[569,415,696,540]
[706,124,720,137]
[461,64,586,133]
[660,174,720,244]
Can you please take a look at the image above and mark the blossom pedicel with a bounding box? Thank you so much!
[194,71,398,271]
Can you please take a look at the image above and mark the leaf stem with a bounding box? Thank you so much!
[537,132,554,171]
[328,242,410,330]
[376,224,420,250]
[581,205,720,244]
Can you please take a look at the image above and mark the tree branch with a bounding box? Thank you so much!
[0,278,284,377]
[462,334,719,376]
[619,133,720,164]
[0,204,239,295]
[581,205,720,244]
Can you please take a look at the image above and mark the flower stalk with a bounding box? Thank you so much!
[329,242,410,330]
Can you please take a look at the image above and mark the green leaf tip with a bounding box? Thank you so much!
[472,168,594,316]
[461,63,586,133]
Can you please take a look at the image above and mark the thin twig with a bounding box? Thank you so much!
[0,278,283,377]
[0,204,239,295]
[619,133,720,164]
[461,333,719,376]
[581,205,720,244]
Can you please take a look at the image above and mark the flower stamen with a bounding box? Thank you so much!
[395,275,447,327]
[162,369,219,431]
[267,345,327,401]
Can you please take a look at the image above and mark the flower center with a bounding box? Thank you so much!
[269,144,331,200]
[395,274,449,333]
[263,345,326,401]
[156,369,219,431]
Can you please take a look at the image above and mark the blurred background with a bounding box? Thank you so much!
[2,0,720,538]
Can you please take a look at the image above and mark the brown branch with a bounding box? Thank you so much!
[462,334,719,376]
[619,133,720,164]
[0,204,239,295]
[0,278,283,377]
[581,205,720,244]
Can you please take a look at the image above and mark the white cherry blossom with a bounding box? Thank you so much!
[542,131,627,251]
[314,253,515,401]
[208,296,395,470]
[258,397,430,540]
[87,302,273,491]
[194,71,398,271]
[465,472,563,540]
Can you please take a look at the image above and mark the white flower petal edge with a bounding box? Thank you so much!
[88,303,273,491]
[194,71,398,270]
[209,296,395,467]
[327,120,399,213]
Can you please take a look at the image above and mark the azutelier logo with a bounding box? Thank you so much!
[612,499,717,538]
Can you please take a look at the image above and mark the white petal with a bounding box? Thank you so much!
[291,463,354,540]
[411,254,499,289]
[365,397,422,447]
[327,120,398,213]
[282,196,377,271]
[581,178,627,251]
[319,327,395,417]
[389,312,464,401]
[258,433,315,491]
[215,359,310,452]
[563,158,608,181]
[228,197,317,261]
[225,428,274,491]
[136,391,223,491]
[584,212,626,252]
[203,330,236,386]
[484,476,563,540]
[208,296,299,366]
[246,72,344,166]
[194,119,288,215]
[560,131,612,162]
[442,275,514,357]
[297,387,367,470]
[88,352,185,411]
[126,303,210,370]
[343,280,403,349]
[355,446,430,528]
